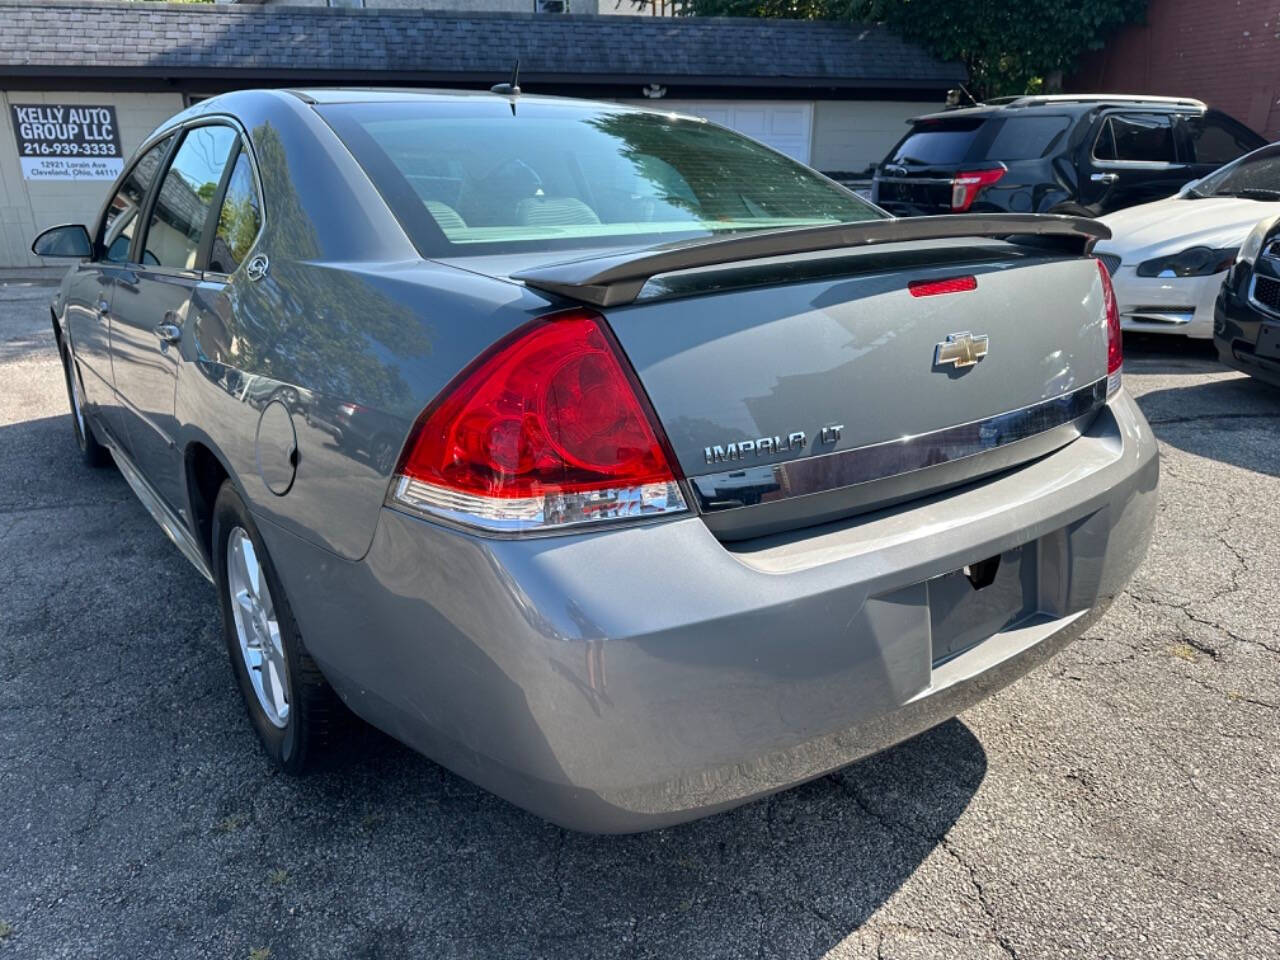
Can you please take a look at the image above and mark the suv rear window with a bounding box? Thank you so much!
[984,115,1069,161]
[320,100,881,257]
[886,119,984,166]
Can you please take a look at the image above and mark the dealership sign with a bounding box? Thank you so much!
[10,104,123,181]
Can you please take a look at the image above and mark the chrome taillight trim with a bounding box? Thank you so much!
[388,476,688,535]
[690,377,1109,514]
[1107,365,1123,399]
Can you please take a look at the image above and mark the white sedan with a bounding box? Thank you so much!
[1095,143,1280,338]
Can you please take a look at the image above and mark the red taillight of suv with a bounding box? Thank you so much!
[1097,258,1123,397]
[950,168,1006,212]
[388,309,687,534]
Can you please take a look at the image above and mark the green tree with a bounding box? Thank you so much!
[679,0,1148,100]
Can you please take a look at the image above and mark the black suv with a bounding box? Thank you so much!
[871,95,1266,218]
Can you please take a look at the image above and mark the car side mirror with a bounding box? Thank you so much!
[31,224,93,259]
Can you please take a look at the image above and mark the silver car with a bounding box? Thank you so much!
[34,89,1157,832]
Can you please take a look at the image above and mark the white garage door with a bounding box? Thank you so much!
[661,101,814,165]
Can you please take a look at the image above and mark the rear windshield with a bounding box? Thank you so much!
[886,120,984,166]
[319,100,882,257]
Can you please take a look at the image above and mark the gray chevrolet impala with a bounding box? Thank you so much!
[35,89,1157,832]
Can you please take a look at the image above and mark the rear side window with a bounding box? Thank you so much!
[320,100,881,257]
[142,124,237,270]
[99,136,172,264]
[1094,114,1176,163]
[1182,115,1258,165]
[983,116,1069,161]
[208,151,262,274]
[887,120,984,166]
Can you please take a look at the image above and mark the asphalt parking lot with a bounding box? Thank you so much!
[1,279,1278,960]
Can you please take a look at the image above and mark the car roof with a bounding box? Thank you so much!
[284,87,625,109]
[909,94,1207,125]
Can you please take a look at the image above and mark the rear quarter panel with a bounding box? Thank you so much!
[173,92,556,561]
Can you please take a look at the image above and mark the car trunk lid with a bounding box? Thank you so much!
[872,165,958,216]
[474,217,1111,540]
[604,245,1108,538]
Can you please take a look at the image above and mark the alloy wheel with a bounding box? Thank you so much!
[226,527,290,728]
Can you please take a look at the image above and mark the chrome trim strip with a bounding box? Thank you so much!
[873,175,954,185]
[97,427,214,583]
[1122,309,1194,326]
[387,475,688,536]
[691,378,1108,514]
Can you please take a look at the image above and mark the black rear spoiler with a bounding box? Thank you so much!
[512,213,1110,307]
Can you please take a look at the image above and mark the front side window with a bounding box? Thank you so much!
[1094,114,1176,164]
[99,136,173,264]
[142,124,237,270]
[320,100,882,257]
[208,151,262,274]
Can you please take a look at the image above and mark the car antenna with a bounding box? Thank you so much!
[490,60,521,97]
[945,83,983,109]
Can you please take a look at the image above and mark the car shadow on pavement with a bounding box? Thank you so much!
[1133,364,1280,479]
[1120,332,1221,375]
[300,716,987,958]
[1,414,987,960]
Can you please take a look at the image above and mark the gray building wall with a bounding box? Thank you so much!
[255,0,619,11]
[0,90,184,269]
[810,99,936,175]
[618,97,941,176]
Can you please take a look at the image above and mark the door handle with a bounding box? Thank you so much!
[1091,172,1119,184]
[154,322,182,345]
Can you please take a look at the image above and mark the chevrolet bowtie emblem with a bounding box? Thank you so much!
[934,332,989,369]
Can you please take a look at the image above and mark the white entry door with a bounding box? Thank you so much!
[661,101,814,165]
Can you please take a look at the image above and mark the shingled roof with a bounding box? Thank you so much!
[0,1,964,89]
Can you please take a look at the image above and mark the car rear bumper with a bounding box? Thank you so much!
[1109,265,1223,338]
[261,391,1158,832]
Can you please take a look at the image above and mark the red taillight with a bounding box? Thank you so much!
[389,309,687,533]
[908,275,977,297]
[951,168,1005,212]
[1097,258,1123,396]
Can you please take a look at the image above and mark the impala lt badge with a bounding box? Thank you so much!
[934,332,989,369]
[704,431,806,465]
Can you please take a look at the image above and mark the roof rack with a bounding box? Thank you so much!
[1001,94,1206,109]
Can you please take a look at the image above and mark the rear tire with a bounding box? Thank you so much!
[60,344,111,468]
[212,481,347,773]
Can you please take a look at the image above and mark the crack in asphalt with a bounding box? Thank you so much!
[832,777,1021,958]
